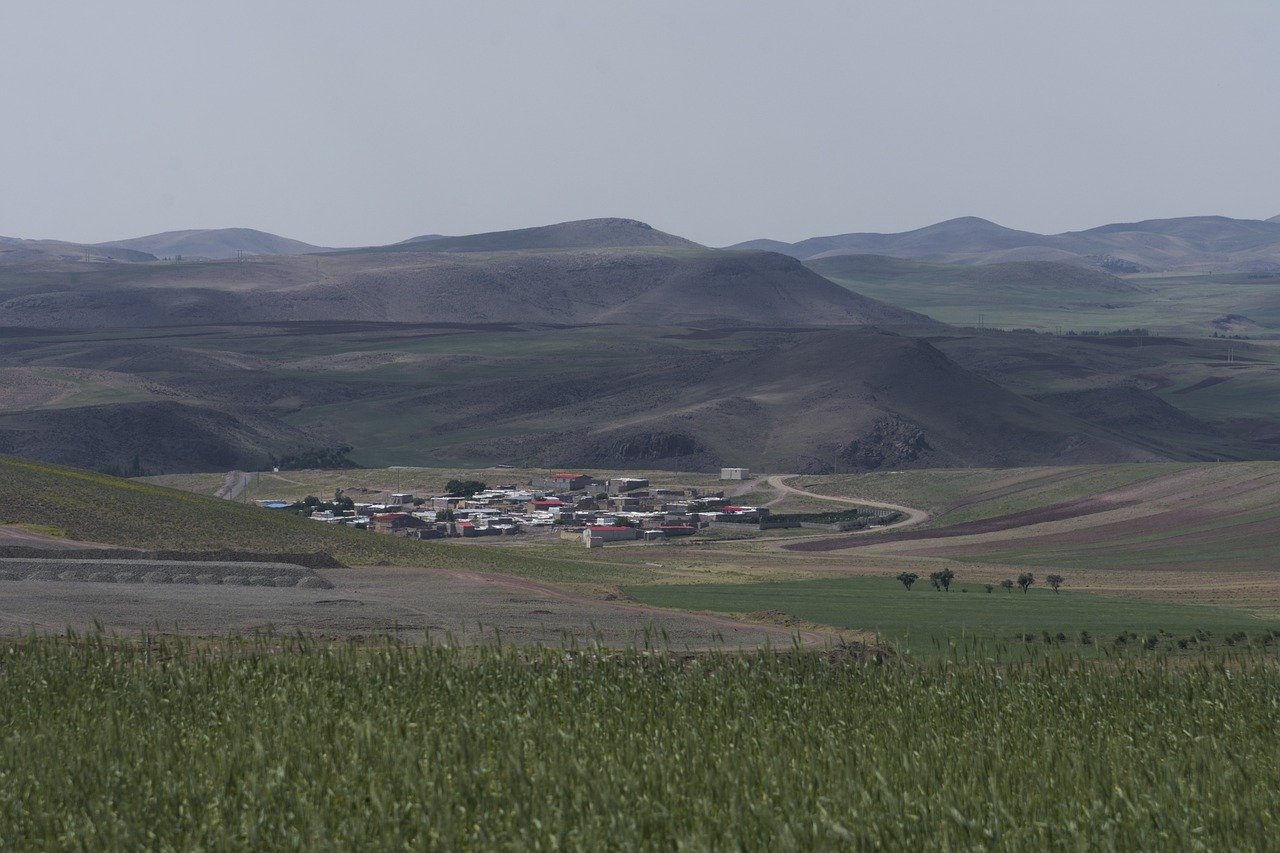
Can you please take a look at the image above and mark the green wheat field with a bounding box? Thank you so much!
[1,634,1275,850]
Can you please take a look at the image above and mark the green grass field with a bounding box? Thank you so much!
[1,634,1276,850]
[625,575,1280,659]
[813,262,1280,336]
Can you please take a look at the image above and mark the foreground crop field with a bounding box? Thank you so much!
[1,636,1275,850]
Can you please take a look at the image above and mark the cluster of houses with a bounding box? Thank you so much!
[261,470,767,548]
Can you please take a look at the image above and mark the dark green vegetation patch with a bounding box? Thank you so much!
[625,575,1280,659]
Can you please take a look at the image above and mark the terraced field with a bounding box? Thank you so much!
[790,462,1280,577]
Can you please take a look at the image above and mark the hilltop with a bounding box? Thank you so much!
[388,217,702,253]
[96,228,331,259]
[731,215,1280,273]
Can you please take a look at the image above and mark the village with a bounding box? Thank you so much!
[257,468,897,547]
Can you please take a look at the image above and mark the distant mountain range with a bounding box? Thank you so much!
[0,219,928,330]
[0,228,328,262]
[728,215,1280,273]
[2,213,1277,473]
[5,212,1280,271]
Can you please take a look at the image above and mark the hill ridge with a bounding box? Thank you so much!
[366,217,703,254]
[728,215,1280,272]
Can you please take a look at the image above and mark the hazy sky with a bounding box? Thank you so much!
[3,2,1277,247]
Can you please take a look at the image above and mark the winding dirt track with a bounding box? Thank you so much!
[765,475,930,530]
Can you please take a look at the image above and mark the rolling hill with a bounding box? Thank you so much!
[0,244,931,330]
[96,228,332,259]
[386,217,702,253]
[0,237,156,264]
[0,321,1201,474]
[5,213,1280,475]
[0,401,316,475]
[381,325,1164,473]
[731,215,1280,272]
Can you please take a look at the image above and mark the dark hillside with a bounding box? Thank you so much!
[3,321,1262,474]
[590,252,934,327]
[1030,387,1221,440]
[0,401,316,474]
[0,249,928,329]
[434,327,1161,473]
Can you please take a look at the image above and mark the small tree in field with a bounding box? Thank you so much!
[929,569,955,592]
[1046,574,1065,593]
[896,572,919,591]
[1000,579,1014,593]
[1017,572,1035,594]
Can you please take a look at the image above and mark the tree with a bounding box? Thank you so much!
[445,479,487,497]
[1017,572,1035,594]
[896,572,919,591]
[277,445,359,470]
[1046,574,1065,593]
[984,583,994,594]
[1000,579,1014,593]
[929,569,955,592]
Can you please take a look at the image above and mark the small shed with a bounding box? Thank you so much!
[720,468,751,480]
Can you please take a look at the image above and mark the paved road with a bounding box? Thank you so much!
[765,475,930,531]
[215,471,252,501]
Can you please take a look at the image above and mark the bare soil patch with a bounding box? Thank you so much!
[0,563,799,648]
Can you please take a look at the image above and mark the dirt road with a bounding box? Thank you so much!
[215,471,252,501]
[765,475,929,530]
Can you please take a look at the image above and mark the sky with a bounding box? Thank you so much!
[2,1,1277,248]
